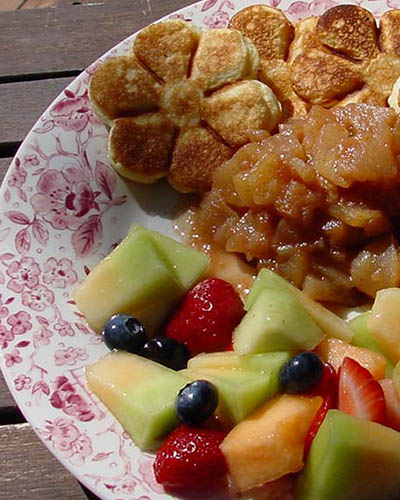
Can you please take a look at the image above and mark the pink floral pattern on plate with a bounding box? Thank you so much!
[0,1,394,499]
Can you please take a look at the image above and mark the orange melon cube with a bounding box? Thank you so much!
[315,338,386,380]
[220,394,322,492]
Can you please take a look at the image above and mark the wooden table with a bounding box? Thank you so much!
[0,1,193,498]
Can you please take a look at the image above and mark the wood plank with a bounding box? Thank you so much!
[0,0,195,80]
[0,371,17,411]
[20,0,55,8]
[0,77,74,146]
[0,422,89,499]
[0,0,24,10]
[0,157,11,182]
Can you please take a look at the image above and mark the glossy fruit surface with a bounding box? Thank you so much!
[102,314,147,353]
[279,352,324,394]
[141,337,189,370]
[338,357,385,424]
[166,278,244,355]
[153,425,227,490]
[175,380,218,425]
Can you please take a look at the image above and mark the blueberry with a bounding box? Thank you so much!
[102,314,147,353]
[141,337,189,370]
[279,352,324,394]
[175,380,219,425]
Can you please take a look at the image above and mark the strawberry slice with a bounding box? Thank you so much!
[304,394,334,459]
[338,357,385,424]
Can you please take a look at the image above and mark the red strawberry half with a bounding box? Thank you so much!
[153,425,228,491]
[166,278,244,355]
[338,357,385,424]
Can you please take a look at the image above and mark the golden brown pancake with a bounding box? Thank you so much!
[202,80,282,148]
[287,17,321,64]
[229,5,294,60]
[89,56,160,125]
[191,29,259,92]
[380,10,400,57]
[133,20,200,82]
[109,114,176,183]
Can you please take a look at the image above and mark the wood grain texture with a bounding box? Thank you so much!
[0,157,11,181]
[0,77,74,145]
[0,370,17,411]
[0,422,89,499]
[0,0,195,80]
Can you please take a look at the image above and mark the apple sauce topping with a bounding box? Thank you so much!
[188,103,400,306]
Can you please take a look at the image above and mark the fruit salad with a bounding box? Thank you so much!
[75,224,400,500]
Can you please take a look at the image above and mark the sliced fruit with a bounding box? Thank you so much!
[296,409,400,500]
[166,278,244,355]
[279,352,324,394]
[153,425,228,491]
[379,379,400,432]
[129,224,209,290]
[175,380,219,426]
[246,268,353,342]
[338,357,385,424]
[75,224,209,334]
[350,312,394,376]
[369,288,400,364]
[315,337,387,380]
[182,365,283,428]
[220,394,322,492]
[392,360,400,400]
[86,351,189,449]
[234,288,324,354]
[188,351,291,373]
[303,395,333,459]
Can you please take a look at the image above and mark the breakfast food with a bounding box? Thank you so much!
[190,103,400,306]
[89,20,282,192]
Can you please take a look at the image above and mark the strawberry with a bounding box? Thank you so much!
[379,379,400,432]
[153,425,228,491]
[303,394,334,458]
[338,357,385,424]
[165,278,244,355]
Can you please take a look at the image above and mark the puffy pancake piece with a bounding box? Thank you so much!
[316,5,378,60]
[389,76,400,113]
[109,114,176,183]
[88,56,161,125]
[260,59,308,119]
[160,80,203,128]
[364,52,400,100]
[287,17,320,63]
[191,29,259,92]
[380,10,400,57]
[291,49,363,106]
[202,80,282,149]
[133,20,200,82]
[229,5,294,60]
[168,127,232,193]
[337,86,388,108]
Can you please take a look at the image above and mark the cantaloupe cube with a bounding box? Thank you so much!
[315,338,386,380]
[220,394,322,492]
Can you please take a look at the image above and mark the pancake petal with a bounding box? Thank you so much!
[109,114,176,183]
[203,80,282,149]
[168,127,232,193]
[191,29,259,92]
[380,10,400,57]
[88,56,161,125]
[133,20,200,83]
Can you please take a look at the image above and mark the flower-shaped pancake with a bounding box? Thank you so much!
[89,20,282,193]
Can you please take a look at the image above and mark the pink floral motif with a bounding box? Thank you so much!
[203,9,230,28]
[138,455,164,494]
[54,346,88,366]
[30,166,99,231]
[23,153,40,167]
[106,478,137,495]
[8,167,27,188]
[287,0,338,21]
[0,295,9,319]
[7,311,32,335]
[0,325,14,350]
[4,348,22,367]
[21,285,54,311]
[33,326,52,346]
[50,376,94,422]
[41,417,93,465]
[54,320,75,337]
[14,374,32,391]
[42,257,78,288]
[49,91,102,132]
[6,256,41,293]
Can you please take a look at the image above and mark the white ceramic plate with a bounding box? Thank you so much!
[0,0,395,498]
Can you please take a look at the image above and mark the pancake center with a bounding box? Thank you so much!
[160,80,203,128]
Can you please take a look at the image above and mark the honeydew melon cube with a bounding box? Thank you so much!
[296,409,400,500]
[188,351,291,373]
[234,289,324,354]
[86,351,189,449]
